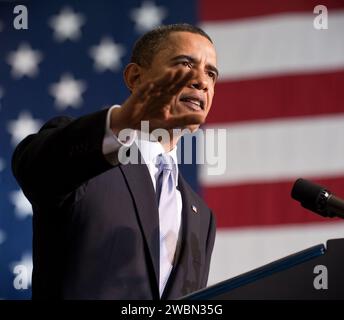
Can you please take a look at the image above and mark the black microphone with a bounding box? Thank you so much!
[291,178,344,219]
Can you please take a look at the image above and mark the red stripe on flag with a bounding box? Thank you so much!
[207,71,344,124]
[200,0,344,22]
[203,177,344,228]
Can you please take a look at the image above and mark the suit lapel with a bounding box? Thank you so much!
[120,146,202,299]
[119,145,160,296]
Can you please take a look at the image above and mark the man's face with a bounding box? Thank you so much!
[140,31,218,132]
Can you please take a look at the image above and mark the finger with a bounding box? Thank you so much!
[159,70,195,98]
[130,81,155,105]
[167,70,194,95]
[134,72,175,103]
[144,76,188,114]
[133,70,195,115]
[131,81,151,100]
[134,68,193,100]
[151,70,176,89]
[142,69,192,101]
[152,68,192,93]
[147,71,194,107]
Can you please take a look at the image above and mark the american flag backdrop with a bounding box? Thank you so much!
[0,0,344,299]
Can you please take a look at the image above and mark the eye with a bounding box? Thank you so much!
[207,71,216,80]
[180,61,192,68]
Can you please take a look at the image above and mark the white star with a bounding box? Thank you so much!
[49,7,86,42]
[9,189,32,219]
[49,73,87,110]
[0,158,5,172]
[130,1,167,33]
[11,252,33,288]
[6,43,43,79]
[7,111,42,146]
[89,37,126,72]
[0,229,6,245]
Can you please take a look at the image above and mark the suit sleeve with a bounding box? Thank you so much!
[202,210,217,287]
[12,108,118,205]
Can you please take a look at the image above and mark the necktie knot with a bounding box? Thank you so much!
[157,154,174,172]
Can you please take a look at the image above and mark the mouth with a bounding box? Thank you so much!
[179,95,205,112]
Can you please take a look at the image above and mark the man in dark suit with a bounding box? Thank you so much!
[12,24,218,300]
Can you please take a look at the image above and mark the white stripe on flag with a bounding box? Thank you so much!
[208,221,344,285]
[199,114,344,186]
[202,10,344,81]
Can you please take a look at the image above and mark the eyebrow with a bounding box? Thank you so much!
[171,55,219,78]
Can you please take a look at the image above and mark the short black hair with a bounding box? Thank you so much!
[130,23,213,67]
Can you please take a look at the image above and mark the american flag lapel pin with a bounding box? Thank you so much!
[191,205,198,214]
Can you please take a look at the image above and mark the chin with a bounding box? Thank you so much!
[187,124,200,134]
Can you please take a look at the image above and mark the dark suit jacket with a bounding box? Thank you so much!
[11,108,216,300]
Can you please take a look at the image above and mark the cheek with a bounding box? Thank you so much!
[206,91,215,110]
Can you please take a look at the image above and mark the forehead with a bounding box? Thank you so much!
[154,31,217,64]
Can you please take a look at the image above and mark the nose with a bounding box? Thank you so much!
[189,70,208,92]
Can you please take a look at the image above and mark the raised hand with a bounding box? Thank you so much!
[110,69,206,134]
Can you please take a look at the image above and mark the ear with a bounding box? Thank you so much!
[123,63,142,91]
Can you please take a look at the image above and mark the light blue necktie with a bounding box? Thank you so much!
[156,153,179,296]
